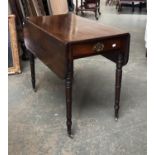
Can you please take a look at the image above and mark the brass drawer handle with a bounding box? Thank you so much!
[93,42,104,52]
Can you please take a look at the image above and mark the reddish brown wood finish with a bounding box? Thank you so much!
[72,38,121,59]
[115,53,123,120]
[24,20,67,79]
[25,14,128,42]
[24,13,130,136]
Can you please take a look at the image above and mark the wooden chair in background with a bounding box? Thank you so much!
[106,0,118,5]
[76,0,101,20]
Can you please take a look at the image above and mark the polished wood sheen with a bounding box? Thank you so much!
[24,13,130,136]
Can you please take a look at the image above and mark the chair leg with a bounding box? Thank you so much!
[132,2,134,12]
[81,0,84,15]
[98,8,101,15]
[98,0,101,15]
[139,2,142,12]
[116,1,119,10]
[118,4,122,12]
[65,61,73,137]
[114,53,123,120]
[28,51,36,92]
[95,9,98,20]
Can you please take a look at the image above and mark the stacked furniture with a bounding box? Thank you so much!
[9,0,46,60]
[9,0,73,60]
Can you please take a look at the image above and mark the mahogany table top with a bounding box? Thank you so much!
[26,13,128,43]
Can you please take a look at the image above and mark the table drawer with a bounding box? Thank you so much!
[73,39,121,58]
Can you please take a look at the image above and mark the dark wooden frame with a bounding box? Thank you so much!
[8,15,21,74]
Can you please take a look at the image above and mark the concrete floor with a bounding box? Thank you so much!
[8,2,147,155]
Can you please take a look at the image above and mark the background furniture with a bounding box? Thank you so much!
[8,15,21,74]
[47,0,69,15]
[9,0,74,60]
[9,0,46,60]
[76,0,101,20]
[117,0,147,12]
[42,0,50,15]
[67,0,74,11]
[106,0,118,5]
[47,0,74,14]
[24,13,130,136]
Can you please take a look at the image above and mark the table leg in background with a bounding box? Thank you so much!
[115,53,123,120]
[28,51,36,92]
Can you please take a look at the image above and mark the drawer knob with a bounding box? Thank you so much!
[93,42,104,52]
[112,43,117,48]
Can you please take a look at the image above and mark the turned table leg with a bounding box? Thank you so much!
[28,51,36,92]
[65,61,73,136]
[114,53,123,120]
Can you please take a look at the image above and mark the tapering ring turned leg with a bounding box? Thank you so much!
[28,51,36,92]
[65,61,73,136]
[114,53,123,120]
